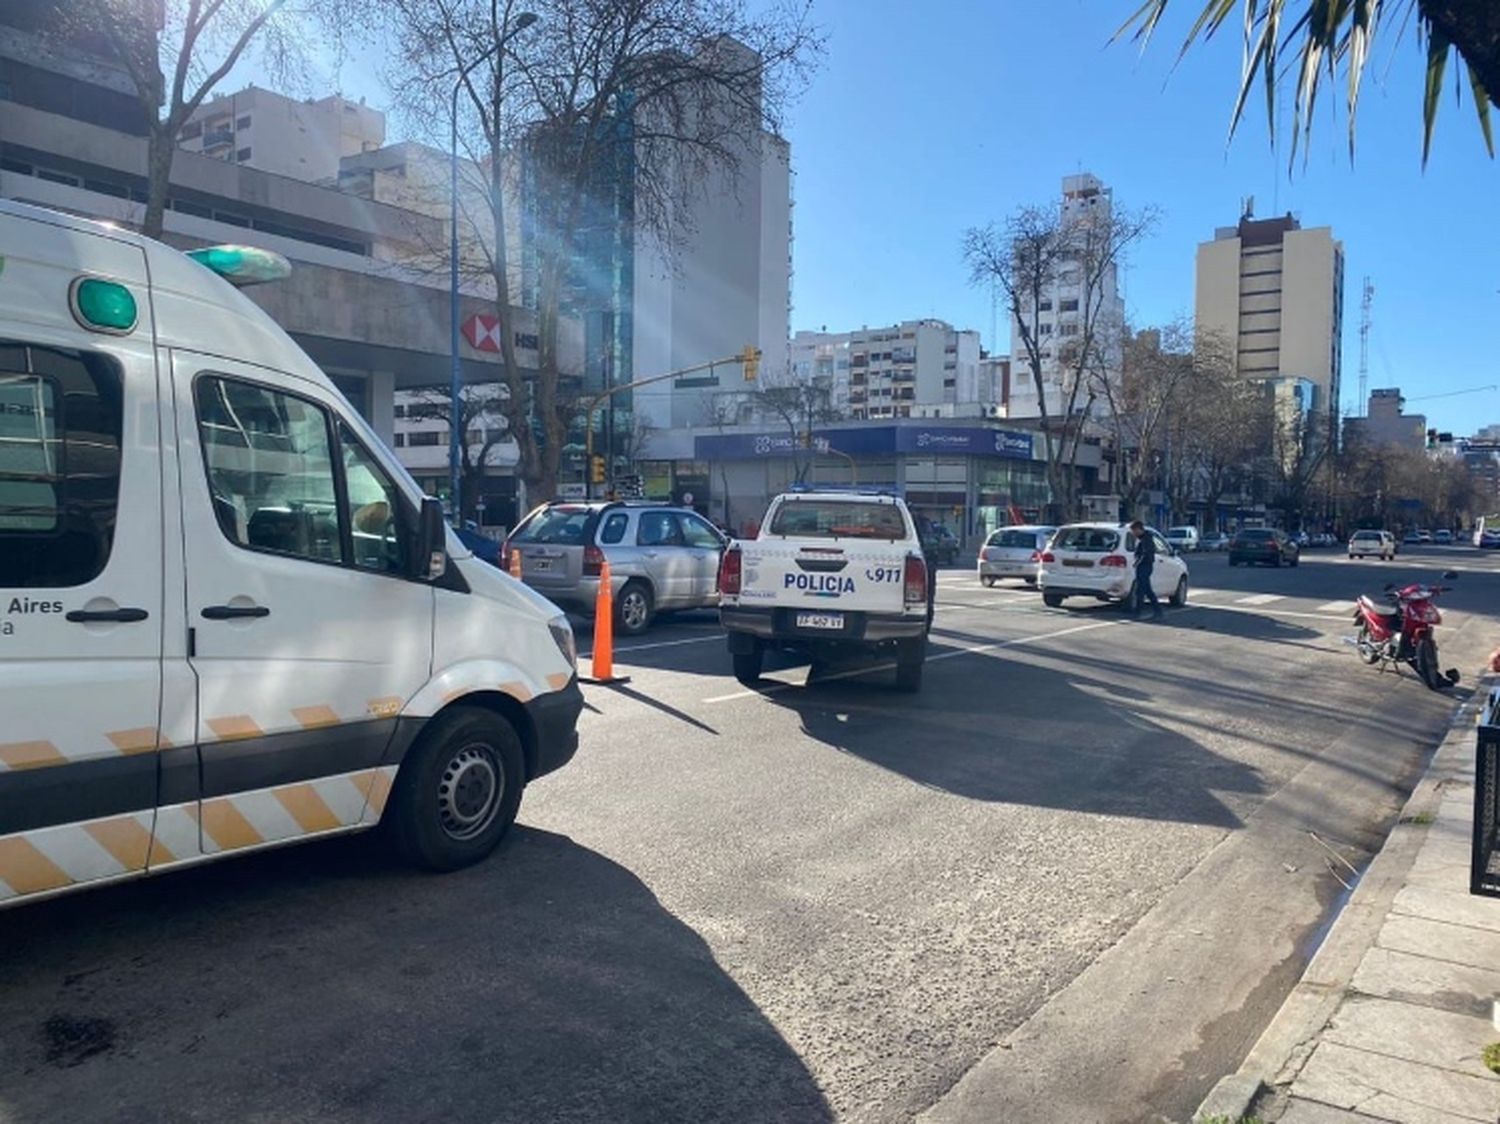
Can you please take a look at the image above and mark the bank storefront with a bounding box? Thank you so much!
[640,421,1064,543]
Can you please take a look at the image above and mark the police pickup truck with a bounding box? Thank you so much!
[717,490,933,691]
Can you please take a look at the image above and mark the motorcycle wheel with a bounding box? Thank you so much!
[1414,637,1445,690]
[1355,622,1381,665]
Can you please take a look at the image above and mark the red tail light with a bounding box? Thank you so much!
[1100,554,1128,568]
[904,554,928,607]
[718,547,742,595]
[1028,550,1041,563]
[583,545,605,577]
[1040,551,1055,563]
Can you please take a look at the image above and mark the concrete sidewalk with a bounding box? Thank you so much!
[1197,684,1500,1123]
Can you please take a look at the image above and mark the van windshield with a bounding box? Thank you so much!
[512,506,591,545]
[769,500,907,540]
[1054,527,1119,552]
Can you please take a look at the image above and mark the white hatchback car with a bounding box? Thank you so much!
[1038,523,1190,611]
[977,525,1056,586]
[1348,529,1396,560]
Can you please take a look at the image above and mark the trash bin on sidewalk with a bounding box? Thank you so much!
[1473,686,1500,897]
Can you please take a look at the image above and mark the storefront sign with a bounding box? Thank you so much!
[696,426,1034,461]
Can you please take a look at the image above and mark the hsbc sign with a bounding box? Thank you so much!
[462,313,503,353]
[461,315,539,355]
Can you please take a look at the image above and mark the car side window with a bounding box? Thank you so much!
[637,510,683,547]
[0,342,123,588]
[195,376,341,565]
[1152,533,1171,554]
[599,512,629,545]
[338,422,404,575]
[678,514,723,549]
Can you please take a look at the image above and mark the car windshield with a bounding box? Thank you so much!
[990,529,1038,549]
[511,506,592,545]
[769,500,907,540]
[1054,527,1119,552]
[1167,528,1192,538]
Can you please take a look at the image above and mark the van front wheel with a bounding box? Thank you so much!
[388,707,525,872]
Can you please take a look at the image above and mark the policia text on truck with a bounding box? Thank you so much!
[0,199,583,908]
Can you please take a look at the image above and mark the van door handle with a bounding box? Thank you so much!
[201,605,270,620]
[66,607,149,624]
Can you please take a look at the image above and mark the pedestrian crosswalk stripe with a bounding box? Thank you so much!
[1235,593,1285,605]
[1316,600,1355,615]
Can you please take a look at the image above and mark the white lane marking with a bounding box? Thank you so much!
[589,634,723,656]
[1235,593,1285,605]
[1316,600,1355,614]
[701,619,1121,704]
[1186,602,1355,623]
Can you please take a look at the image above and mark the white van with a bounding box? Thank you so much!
[0,199,582,908]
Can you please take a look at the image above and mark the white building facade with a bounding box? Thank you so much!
[1006,173,1125,424]
[180,88,386,184]
[788,320,984,420]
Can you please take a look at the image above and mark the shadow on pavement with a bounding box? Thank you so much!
[770,643,1263,829]
[0,827,830,1124]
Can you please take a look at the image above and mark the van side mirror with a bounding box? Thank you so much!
[411,497,448,581]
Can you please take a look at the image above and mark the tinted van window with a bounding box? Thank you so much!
[0,343,123,587]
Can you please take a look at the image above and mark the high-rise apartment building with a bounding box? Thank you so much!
[1007,173,1125,423]
[180,88,386,184]
[788,321,982,420]
[1195,212,1345,443]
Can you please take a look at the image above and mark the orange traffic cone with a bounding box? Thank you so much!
[508,546,522,581]
[586,557,627,684]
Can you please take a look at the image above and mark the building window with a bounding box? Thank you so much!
[1060,299,1078,312]
[236,115,252,129]
[236,148,252,163]
[37,169,80,187]
[393,433,406,447]
[1038,324,1053,336]
[408,431,442,447]
[393,404,407,418]
[1039,300,1052,312]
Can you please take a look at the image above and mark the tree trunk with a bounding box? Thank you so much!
[1423,1,1500,109]
[141,122,175,240]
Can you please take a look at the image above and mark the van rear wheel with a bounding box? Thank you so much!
[388,707,525,872]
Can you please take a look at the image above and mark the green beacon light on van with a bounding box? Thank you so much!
[187,245,292,287]
[70,277,138,334]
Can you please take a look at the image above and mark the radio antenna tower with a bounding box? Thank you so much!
[1358,277,1374,416]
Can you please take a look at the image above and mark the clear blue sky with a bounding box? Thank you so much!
[243,0,1499,434]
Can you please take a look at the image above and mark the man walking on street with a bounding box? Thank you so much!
[1128,520,1164,620]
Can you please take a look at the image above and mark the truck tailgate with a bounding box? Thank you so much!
[737,541,911,613]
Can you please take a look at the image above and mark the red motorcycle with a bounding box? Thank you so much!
[1352,571,1461,690]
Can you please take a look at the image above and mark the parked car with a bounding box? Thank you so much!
[1199,531,1230,551]
[1434,529,1453,545]
[1229,527,1300,567]
[455,520,501,566]
[1349,529,1396,560]
[1037,523,1189,611]
[1292,531,1311,548]
[918,521,961,566]
[1402,531,1424,546]
[978,525,1056,586]
[505,500,728,634]
[1478,527,1500,549]
[1165,526,1201,553]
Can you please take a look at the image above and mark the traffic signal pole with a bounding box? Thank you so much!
[583,347,760,499]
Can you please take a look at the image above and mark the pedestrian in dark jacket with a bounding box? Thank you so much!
[1128,520,1164,620]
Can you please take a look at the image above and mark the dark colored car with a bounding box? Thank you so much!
[455,521,501,566]
[919,522,960,566]
[1228,527,1300,567]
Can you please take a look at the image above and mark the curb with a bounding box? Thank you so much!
[1191,671,1494,1123]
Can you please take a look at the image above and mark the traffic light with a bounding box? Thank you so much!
[1426,428,1437,449]
[742,344,761,382]
[590,455,606,484]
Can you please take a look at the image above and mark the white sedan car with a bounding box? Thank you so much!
[1038,522,1190,611]
[977,525,1056,586]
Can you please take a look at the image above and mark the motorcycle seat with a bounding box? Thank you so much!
[1358,594,1400,617]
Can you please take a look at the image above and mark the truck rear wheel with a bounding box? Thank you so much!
[388,707,525,872]
[895,636,926,693]
[733,646,764,686]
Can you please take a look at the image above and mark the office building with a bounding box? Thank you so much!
[1195,211,1345,443]
[1007,173,1125,423]
[1344,388,1426,450]
[787,320,983,420]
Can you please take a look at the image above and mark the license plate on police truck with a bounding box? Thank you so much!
[796,612,843,630]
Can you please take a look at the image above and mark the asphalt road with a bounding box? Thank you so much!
[2,545,1497,1123]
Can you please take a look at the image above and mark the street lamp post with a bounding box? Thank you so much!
[449,11,537,525]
